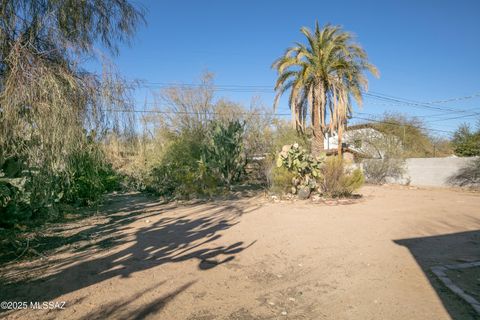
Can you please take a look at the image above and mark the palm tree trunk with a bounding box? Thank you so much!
[337,123,343,158]
[311,99,324,156]
[312,128,325,156]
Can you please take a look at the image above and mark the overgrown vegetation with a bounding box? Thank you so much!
[369,114,452,158]
[362,159,406,185]
[448,157,480,187]
[273,144,364,198]
[0,0,144,227]
[452,123,480,157]
[146,120,247,199]
[319,157,364,197]
[349,113,453,184]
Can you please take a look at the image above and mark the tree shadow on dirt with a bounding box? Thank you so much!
[394,229,480,320]
[77,280,196,320]
[0,193,167,264]
[0,193,260,316]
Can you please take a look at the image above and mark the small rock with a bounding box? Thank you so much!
[288,297,296,302]
[268,301,275,306]
[281,311,287,316]
[297,187,311,200]
[144,219,151,223]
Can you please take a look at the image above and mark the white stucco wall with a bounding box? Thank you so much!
[402,157,477,187]
[373,157,478,187]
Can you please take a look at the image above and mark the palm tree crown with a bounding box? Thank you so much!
[272,22,379,155]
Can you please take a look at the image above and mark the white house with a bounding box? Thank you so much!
[324,124,392,160]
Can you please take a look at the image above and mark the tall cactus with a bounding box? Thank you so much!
[203,121,246,188]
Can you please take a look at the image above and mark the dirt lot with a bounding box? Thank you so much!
[1,186,479,319]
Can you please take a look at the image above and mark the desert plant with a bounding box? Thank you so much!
[203,120,247,187]
[268,166,296,194]
[65,137,121,206]
[0,158,32,228]
[147,130,209,198]
[147,120,248,199]
[320,157,364,197]
[448,157,480,187]
[276,143,324,196]
[362,158,405,184]
[452,124,480,157]
[369,113,452,158]
[0,0,143,225]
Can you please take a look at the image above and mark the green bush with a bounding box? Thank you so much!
[0,175,31,228]
[269,165,295,194]
[0,137,121,227]
[64,139,121,206]
[320,157,364,197]
[203,121,246,187]
[362,158,405,184]
[147,131,208,198]
[448,157,480,187]
[452,124,480,157]
[147,120,247,199]
[269,122,310,156]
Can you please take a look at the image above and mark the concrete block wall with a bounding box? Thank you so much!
[388,157,477,187]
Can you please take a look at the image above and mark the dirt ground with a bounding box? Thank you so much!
[1,185,479,320]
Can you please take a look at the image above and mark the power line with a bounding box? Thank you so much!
[363,92,480,115]
[98,108,290,116]
[139,81,272,89]
[137,81,480,105]
[99,107,454,134]
[351,115,454,134]
[427,92,480,104]
[426,113,480,123]
[133,81,480,117]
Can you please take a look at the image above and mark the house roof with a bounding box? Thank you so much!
[346,123,378,131]
[324,147,366,156]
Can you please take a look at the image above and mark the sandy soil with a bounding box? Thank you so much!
[1,186,479,320]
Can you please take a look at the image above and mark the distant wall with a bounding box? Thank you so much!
[386,157,477,187]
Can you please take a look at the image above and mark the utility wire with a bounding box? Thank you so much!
[351,116,454,134]
[133,81,480,117]
[99,108,454,134]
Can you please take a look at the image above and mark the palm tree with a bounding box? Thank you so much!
[272,22,378,156]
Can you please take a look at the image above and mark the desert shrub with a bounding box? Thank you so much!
[257,121,311,187]
[452,124,480,157]
[203,121,246,187]
[275,143,323,197]
[268,166,296,194]
[0,156,63,226]
[269,121,310,156]
[362,158,405,184]
[147,120,247,199]
[448,157,480,187]
[0,135,121,227]
[369,113,449,157]
[0,1,143,228]
[320,157,364,197]
[0,159,32,227]
[65,142,121,206]
[147,131,209,198]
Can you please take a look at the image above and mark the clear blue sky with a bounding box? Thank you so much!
[99,0,480,136]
